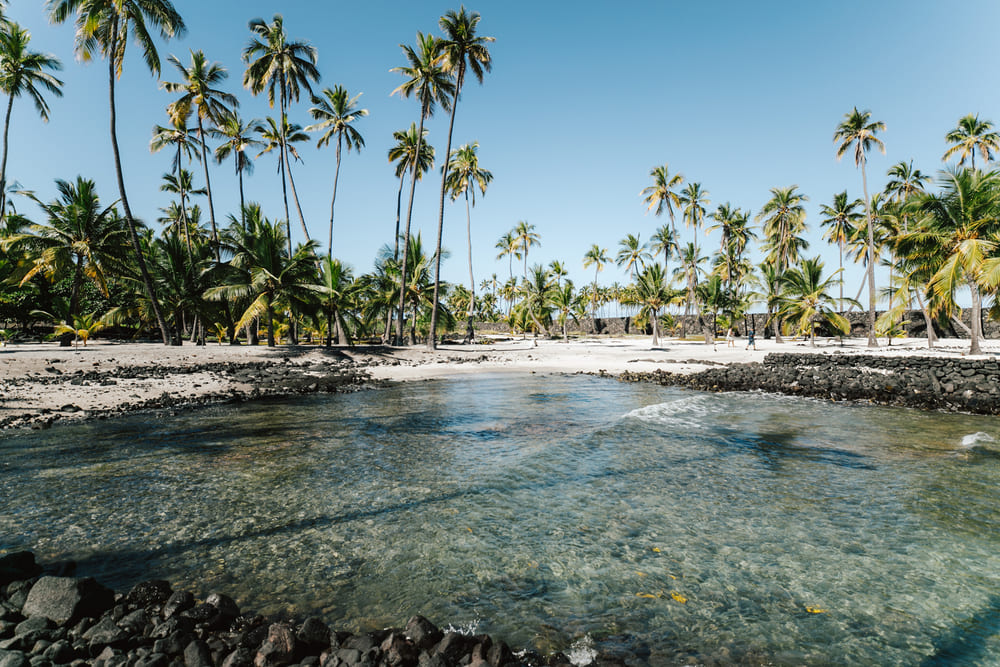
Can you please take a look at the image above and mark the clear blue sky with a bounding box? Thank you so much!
[6,0,1000,302]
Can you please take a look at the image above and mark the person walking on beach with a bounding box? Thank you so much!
[746,330,756,350]
[725,328,735,348]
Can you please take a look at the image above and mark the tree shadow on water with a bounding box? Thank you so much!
[920,594,1000,666]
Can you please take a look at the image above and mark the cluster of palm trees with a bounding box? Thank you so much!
[0,2,498,348]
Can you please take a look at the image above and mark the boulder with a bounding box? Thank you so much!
[125,582,172,611]
[183,640,213,667]
[0,649,29,667]
[21,578,113,626]
[254,624,296,667]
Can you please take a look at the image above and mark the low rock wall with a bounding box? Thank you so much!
[620,352,1000,414]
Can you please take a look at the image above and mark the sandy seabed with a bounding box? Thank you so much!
[1,333,998,431]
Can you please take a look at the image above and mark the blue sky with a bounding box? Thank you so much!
[5,0,1000,302]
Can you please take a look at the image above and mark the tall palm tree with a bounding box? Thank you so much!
[513,220,540,282]
[391,31,453,345]
[943,114,1000,170]
[158,167,204,265]
[428,7,494,349]
[582,244,610,321]
[673,241,707,338]
[387,123,434,262]
[678,182,709,258]
[306,85,367,257]
[47,0,186,345]
[257,115,312,253]
[641,163,684,240]
[2,177,128,317]
[834,107,885,347]
[758,185,809,273]
[648,223,678,279]
[548,260,567,289]
[151,117,199,264]
[777,256,852,346]
[210,111,265,231]
[903,168,1000,355]
[242,14,320,245]
[163,50,236,255]
[444,141,492,340]
[709,203,755,319]
[818,191,862,311]
[0,23,62,217]
[615,233,650,280]
[495,230,519,282]
[547,279,580,342]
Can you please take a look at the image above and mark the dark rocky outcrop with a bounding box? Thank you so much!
[0,553,582,667]
[620,352,1000,414]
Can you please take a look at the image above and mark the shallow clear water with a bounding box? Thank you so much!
[2,374,999,665]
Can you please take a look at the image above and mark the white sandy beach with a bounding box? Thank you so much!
[2,333,998,430]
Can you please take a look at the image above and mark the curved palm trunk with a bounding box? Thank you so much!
[651,308,660,347]
[285,145,310,243]
[914,290,936,348]
[196,115,220,258]
[236,155,247,231]
[327,133,343,258]
[860,159,878,347]
[395,111,427,346]
[107,32,169,345]
[464,189,475,341]
[277,139,292,256]
[429,67,465,351]
[0,93,15,217]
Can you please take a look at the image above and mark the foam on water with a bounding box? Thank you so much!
[960,431,996,448]
[621,394,716,430]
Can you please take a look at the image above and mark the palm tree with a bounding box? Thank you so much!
[648,224,678,279]
[758,186,809,273]
[818,191,862,311]
[242,14,320,246]
[640,163,684,239]
[513,220,540,282]
[429,7,494,350]
[257,115,312,253]
[709,203,755,320]
[777,256,852,346]
[391,31,454,345]
[678,182,709,258]
[0,23,63,217]
[548,260,567,289]
[615,233,650,280]
[48,0,186,345]
[317,255,355,346]
[207,213,322,347]
[158,168,204,265]
[634,263,675,347]
[306,85,368,257]
[151,117,200,264]
[2,177,128,317]
[902,168,1000,355]
[943,114,1000,170]
[673,241,707,338]
[387,123,434,262]
[547,279,580,342]
[210,111,265,231]
[163,50,236,255]
[582,244,610,321]
[444,141,492,340]
[834,107,885,347]
[495,230,519,281]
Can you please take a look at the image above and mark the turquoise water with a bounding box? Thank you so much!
[1,374,999,665]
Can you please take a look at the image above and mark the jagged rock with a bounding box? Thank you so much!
[379,633,417,667]
[81,617,128,649]
[0,649,29,667]
[253,624,296,667]
[160,593,194,621]
[296,619,330,653]
[402,618,441,652]
[22,579,114,627]
[182,640,212,667]
[125,582,172,611]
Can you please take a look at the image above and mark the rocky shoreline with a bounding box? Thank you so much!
[0,356,380,431]
[619,352,1000,414]
[0,552,585,667]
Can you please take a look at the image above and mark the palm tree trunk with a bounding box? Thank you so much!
[327,134,342,258]
[838,241,844,312]
[237,155,247,231]
[277,137,292,256]
[860,160,878,347]
[396,109,427,346]
[266,298,275,347]
[197,115,220,259]
[465,189,475,341]
[285,148,310,243]
[0,93,15,218]
[107,30,169,345]
[651,308,660,347]
[69,256,84,316]
[969,277,982,355]
[393,175,404,262]
[429,70,465,351]
[176,144,194,270]
[914,290,936,348]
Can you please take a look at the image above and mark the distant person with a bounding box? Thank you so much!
[746,330,756,351]
[726,328,735,348]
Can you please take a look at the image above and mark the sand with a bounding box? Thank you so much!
[1,333,997,431]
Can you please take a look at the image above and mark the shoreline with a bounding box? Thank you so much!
[3,336,1000,431]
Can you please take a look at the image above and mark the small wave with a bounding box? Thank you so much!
[622,395,715,430]
[565,635,597,666]
[960,432,996,449]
